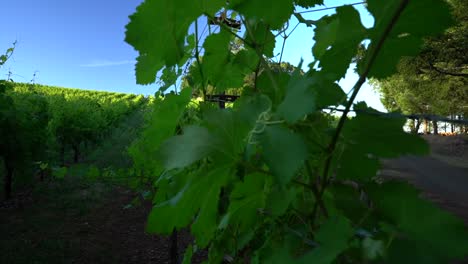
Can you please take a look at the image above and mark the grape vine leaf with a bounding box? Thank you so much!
[266,186,298,216]
[337,146,380,181]
[125,0,224,84]
[367,181,468,263]
[133,54,164,85]
[294,0,323,8]
[229,0,294,30]
[202,30,245,92]
[263,216,353,263]
[342,102,429,158]
[260,126,308,186]
[128,88,191,174]
[313,5,367,81]
[362,0,453,79]
[257,71,290,107]
[158,125,213,170]
[308,72,346,108]
[338,103,428,180]
[182,244,193,264]
[278,64,317,123]
[191,167,232,247]
[243,21,276,57]
[147,167,231,237]
[202,96,270,165]
[302,215,354,263]
[362,237,385,260]
[219,173,266,232]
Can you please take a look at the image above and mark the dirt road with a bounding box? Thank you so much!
[382,155,468,222]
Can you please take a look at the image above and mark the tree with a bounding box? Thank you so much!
[372,0,468,134]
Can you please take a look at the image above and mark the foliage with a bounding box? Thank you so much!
[371,0,468,133]
[126,1,468,263]
[1,81,146,199]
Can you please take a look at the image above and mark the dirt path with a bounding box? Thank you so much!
[382,155,468,222]
[0,179,204,264]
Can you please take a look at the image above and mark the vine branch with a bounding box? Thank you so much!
[320,0,410,193]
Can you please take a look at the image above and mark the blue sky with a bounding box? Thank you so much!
[0,0,385,112]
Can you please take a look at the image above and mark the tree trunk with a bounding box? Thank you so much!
[423,119,429,134]
[415,119,422,133]
[432,120,438,135]
[170,229,178,264]
[219,91,226,109]
[451,114,455,133]
[408,119,416,134]
[4,159,13,200]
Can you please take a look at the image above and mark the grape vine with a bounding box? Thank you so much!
[126,0,468,263]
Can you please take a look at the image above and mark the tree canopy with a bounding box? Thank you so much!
[371,0,467,133]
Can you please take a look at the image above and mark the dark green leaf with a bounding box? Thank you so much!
[229,0,294,29]
[243,21,276,57]
[182,244,193,264]
[219,173,266,231]
[278,67,316,123]
[294,0,323,8]
[126,0,224,83]
[367,181,468,263]
[342,103,429,159]
[362,0,453,78]
[260,126,307,186]
[314,6,367,80]
[159,125,213,170]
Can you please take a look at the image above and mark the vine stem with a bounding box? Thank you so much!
[318,0,410,194]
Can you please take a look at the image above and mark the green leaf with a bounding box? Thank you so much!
[257,71,291,107]
[367,181,468,263]
[362,0,453,78]
[314,6,367,80]
[336,146,380,181]
[129,88,192,174]
[202,30,244,91]
[191,168,232,247]
[125,0,224,83]
[159,125,213,170]
[341,103,429,159]
[309,72,346,108]
[243,21,276,57]
[134,54,163,85]
[236,94,272,127]
[294,0,323,8]
[234,48,260,73]
[219,173,266,231]
[147,167,231,235]
[278,66,316,123]
[299,216,354,263]
[264,216,353,264]
[266,186,297,216]
[182,244,193,264]
[329,184,368,223]
[229,0,294,29]
[362,237,385,260]
[260,126,307,186]
[159,66,178,92]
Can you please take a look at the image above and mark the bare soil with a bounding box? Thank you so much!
[0,178,205,264]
